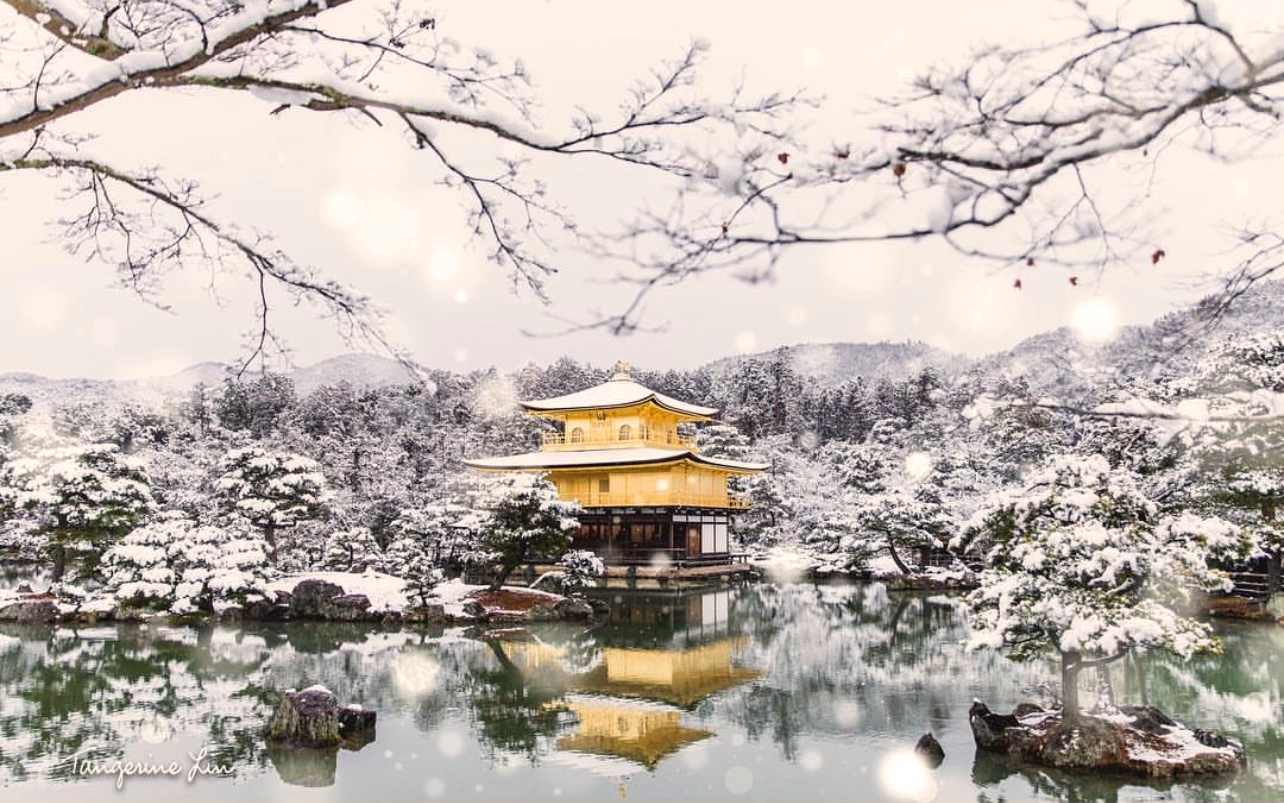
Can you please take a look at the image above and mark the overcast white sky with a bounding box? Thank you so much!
[3,0,1282,380]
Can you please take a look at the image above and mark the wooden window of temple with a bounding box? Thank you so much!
[570,427,584,443]
[618,424,632,442]
[638,423,649,441]
[598,477,610,493]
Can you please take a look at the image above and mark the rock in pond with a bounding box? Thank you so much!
[0,598,59,623]
[267,685,377,750]
[914,732,945,768]
[267,686,343,748]
[288,580,376,622]
[968,700,1245,779]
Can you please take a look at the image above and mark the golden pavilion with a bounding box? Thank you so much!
[465,362,768,566]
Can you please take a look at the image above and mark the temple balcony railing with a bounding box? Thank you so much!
[541,432,699,452]
[562,491,750,509]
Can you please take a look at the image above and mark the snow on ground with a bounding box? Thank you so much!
[431,578,479,617]
[268,569,409,612]
[751,547,819,583]
[865,554,901,576]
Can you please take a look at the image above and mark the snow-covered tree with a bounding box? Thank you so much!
[698,423,752,460]
[963,454,1249,723]
[7,442,154,582]
[384,501,468,568]
[469,473,581,591]
[170,518,272,615]
[214,446,330,562]
[0,393,32,465]
[322,526,387,573]
[604,2,1284,333]
[1170,330,1284,594]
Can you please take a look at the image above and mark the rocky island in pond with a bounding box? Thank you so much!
[969,700,1246,779]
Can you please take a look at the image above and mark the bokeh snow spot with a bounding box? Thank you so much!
[424,778,445,797]
[833,700,860,727]
[454,289,469,304]
[394,652,440,697]
[319,187,362,231]
[800,749,823,771]
[724,766,753,795]
[735,331,758,354]
[904,452,933,482]
[438,729,466,758]
[803,48,823,69]
[428,249,459,281]
[879,750,938,802]
[1072,297,1120,342]
[22,287,68,330]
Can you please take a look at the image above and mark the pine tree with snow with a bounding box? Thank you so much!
[963,453,1249,723]
[7,442,154,582]
[214,446,330,563]
[322,526,386,573]
[469,473,581,591]
[554,549,605,594]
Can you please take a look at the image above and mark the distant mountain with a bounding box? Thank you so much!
[5,280,1284,413]
[974,279,1284,403]
[0,354,425,410]
[705,341,972,387]
[286,354,425,396]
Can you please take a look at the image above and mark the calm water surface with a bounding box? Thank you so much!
[1,582,1281,802]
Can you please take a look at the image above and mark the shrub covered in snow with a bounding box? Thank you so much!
[170,517,272,614]
[99,514,272,614]
[323,526,386,573]
[554,549,605,594]
[100,514,185,609]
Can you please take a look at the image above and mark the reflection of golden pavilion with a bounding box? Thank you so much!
[496,622,760,772]
[571,639,761,708]
[557,698,713,771]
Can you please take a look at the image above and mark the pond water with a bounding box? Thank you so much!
[1,582,1281,802]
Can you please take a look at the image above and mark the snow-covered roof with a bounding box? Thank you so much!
[521,365,718,419]
[464,448,768,473]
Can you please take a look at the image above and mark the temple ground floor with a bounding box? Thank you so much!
[568,508,742,568]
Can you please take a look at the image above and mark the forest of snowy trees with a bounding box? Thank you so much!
[1,306,1283,674]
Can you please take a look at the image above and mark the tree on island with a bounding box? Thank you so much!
[964,454,1248,723]
[469,473,581,592]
